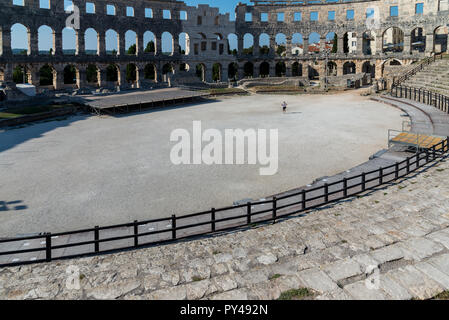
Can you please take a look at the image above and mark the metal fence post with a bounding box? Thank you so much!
[362,172,366,192]
[171,215,176,240]
[379,167,383,185]
[343,178,348,197]
[324,183,329,202]
[272,197,277,224]
[45,233,52,262]
[211,208,216,232]
[247,202,251,225]
[301,190,306,210]
[133,220,138,247]
[395,163,399,179]
[94,226,99,253]
[406,158,410,174]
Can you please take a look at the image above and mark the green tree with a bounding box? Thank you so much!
[39,65,53,86]
[126,64,136,82]
[276,45,286,56]
[332,34,338,53]
[144,41,155,53]
[260,46,270,55]
[243,46,253,55]
[13,66,25,84]
[127,44,136,55]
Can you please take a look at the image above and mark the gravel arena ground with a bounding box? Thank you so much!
[0,91,404,237]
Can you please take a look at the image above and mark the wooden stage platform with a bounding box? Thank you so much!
[82,88,210,115]
[390,132,445,150]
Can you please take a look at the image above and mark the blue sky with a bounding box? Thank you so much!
[11,0,252,52]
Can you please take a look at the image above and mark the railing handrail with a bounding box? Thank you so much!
[393,53,443,87]
[391,84,449,115]
[1,132,448,267]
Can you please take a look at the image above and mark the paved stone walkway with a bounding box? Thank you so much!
[1,152,449,300]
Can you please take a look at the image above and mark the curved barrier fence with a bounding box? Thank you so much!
[0,137,448,267]
[391,85,449,114]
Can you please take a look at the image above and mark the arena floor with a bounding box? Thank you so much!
[0,91,404,237]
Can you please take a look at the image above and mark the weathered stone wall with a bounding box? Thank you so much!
[0,0,448,91]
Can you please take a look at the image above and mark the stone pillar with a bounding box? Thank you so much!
[356,61,363,74]
[31,69,40,87]
[286,63,292,77]
[119,66,127,88]
[156,36,162,55]
[238,64,245,80]
[99,69,107,87]
[356,36,363,55]
[269,36,275,55]
[425,33,434,55]
[98,32,105,55]
[205,67,213,83]
[253,35,260,57]
[238,36,244,54]
[135,66,141,88]
[118,33,125,55]
[302,63,308,78]
[286,37,293,56]
[375,33,383,54]
[54,69,64,90]
[77,69,87,88]
[269,64,275,77]
[137,33,144,55]
[54,32,62,55]
[403,34,411,54]
[320,37,326,53]
[1,28,12,57]
[4,63,14,83]
[29,28,38,56]
[77,30,85,55]
[173,34,180,55]
[338,35,344,54]
[303,37,309,55]
[222,66,228,82]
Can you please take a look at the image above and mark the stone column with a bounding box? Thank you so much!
[221,66,228,82]
[303,37,309,55]
[156,36,162,55]
[29,28,38,56]
[98,32,105,56]
[53,32,62,55]
[77,30,85,55]
[286,63,292,77]
[403,34,411,54]
[302,63,308,78]
[173,34,180,56]
[269,64,276,77]
[253,64,260,78]
[135,66,141,88]
[54,69,64,90]
[1,28,12,57]
[119,66,127,88]
[31,69,40,87]
[99,69,107,87]
[356,36,363,55]
[253,35,260,57]
[238,35,244,54]
[375,32,383,54]
[137,33,144,56]
[286,36,293,56]
[320,37,326,53]
[4,63,14,83]
[425,33,434,55]
[118,33,125,55]
[269,36,275,55]
[77,68,87,88]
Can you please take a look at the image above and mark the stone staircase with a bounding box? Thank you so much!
[402,55,449,96]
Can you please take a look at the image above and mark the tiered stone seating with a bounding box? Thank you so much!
[403,54,449,96]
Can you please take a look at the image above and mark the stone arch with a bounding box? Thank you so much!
[325,32,336,53]
[85,28,98,55]
[143,63,156,81]
[259,33,270,55]
[243,62,254,78]
[275,33,287,56]
[343,61,356,75]
[38,25,54,55]
[11,23,29,55]
[291,33,303,55]
[63,65,78,86]
[243,33,254,55]
[105,29,119,55]
[362,31,376,55]
[62,27,76,55]
[275,61,286,77]
[434,26,448,54]
[195,63,206,81]
[411,27,425,52]
[292,62,302,77]
[143,31,156,53]
[382,27,404,53]
[39,64,55,87]
[327,61,337,76]
[260,61,270,77]
[179,32,190,55]
[308,32,320,53]
[162,32,174,55]
[227,33,238,55]
[228,62,238,81]
[125,30,137,55]
[362,61,376,78]
[212,63,222,82]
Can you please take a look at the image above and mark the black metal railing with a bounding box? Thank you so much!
[391,85,449,113]
[393,53,443,87]
[0,137,448,268]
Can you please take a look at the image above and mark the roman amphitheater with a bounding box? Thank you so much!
[1,0,449,301]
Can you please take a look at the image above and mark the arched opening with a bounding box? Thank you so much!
[292,62,302,77]
[259,33,270,55]
[383,27,404,53]
[260,62,270,77]
[212,63,222,82]
[63,65,77,85]
[105,29,119,55]
[195,64,205,81]
[39,64,55,87]
[179,32,190,55]
[227,33,238,55]
[86,64,99,86]
[85,28,98,55]
[308,32,320,54]
[291,33,303,56]
[38,25,54,55]
[243,62,254,78]
[308,65,319,80]
[13,65,30,83]
[411,27,426,53]
[243,33,254,55]
[362,61,375,78]
[362,31,376,55]
[125,30,137,55]
[143,31,156,53]
[343,62,356,75]
[327,61,337,76]
[275,62,286,77]
[144,64,156,81]
[162,32,173,55]
[434,26,448,54]
[62,27,76,55]
[11,23,29,55]
[106,64,119,83]
[228,62,238,81]
[275,33,287,56]
[325,32,335,53]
